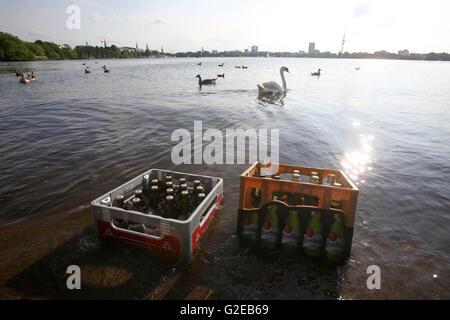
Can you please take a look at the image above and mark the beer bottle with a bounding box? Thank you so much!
[179,177,186,185]
[166,181,173,190]
[142,174,150,193]
[333,182,342,188]
[177,190,190,220]
[113,194,125,208]
[241,210,259,246]
[194,180,201,189]
[151,178,159,187]
[195,192,206,208]
[327,174,336,186]
[310,175,320,184]
[148,185,161,213]
[180,183,188,192]
[166,188,174,197]
[131,197,144,213]
[135,189,143,200]
[303,211,324,258]
[325,213,346,262]
[260,205,279,250]
[251,189,261,208]
[162,195,174,218]
[165,175,172,183]
[195,185,204,196]
[281,209,301,253]
[292,173,300,182]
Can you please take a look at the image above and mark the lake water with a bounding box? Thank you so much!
[0,57,449,299]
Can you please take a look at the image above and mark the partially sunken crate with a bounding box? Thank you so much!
[237,162,359,263]
[91,169,223,261]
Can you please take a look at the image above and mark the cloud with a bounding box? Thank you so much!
[152,19,165,24]
[353,4,370,17]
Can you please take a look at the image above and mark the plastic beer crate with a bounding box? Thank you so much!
[91,169,223,261]
[236,162,359,263]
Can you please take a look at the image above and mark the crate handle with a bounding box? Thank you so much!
[109,219,164,240]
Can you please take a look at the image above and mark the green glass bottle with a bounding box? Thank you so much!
[325,213,346,262]
[303,211,323,258]
[260,205,279,249]
[281,209,301,253]
[241,211,259,245]
[177,190,190,220]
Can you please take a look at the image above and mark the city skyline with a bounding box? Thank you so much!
[1,0,449,54]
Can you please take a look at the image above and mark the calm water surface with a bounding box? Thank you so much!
[0,57,449,299]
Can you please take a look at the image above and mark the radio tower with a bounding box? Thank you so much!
[340,33,346,54]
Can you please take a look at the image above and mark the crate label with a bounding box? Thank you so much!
[303,233,322,248]
[242,223,258,236]
[260,226,278,240]
[325,238,344,251]
[281,229,299,243]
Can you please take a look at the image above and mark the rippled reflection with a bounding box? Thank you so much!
[341,124,375,185]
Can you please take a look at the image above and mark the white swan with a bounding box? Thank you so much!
[257,66,289,96]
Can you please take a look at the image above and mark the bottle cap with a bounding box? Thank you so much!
[132,197,141,204]
[333,182,342,187]
[181,190,189,196]
[179,178,186,184]
[198,193,205,199]
[116,194,124,200]
[166,181,173,187]
[166,195,173,201]
[293,169,300,175]
[292,173,300,182]
[166,188,174,195]
[194,180,201,186]
[151,179,159,185]
[166,175,172,181]
[135,189,142,197]
[151,185,158,191]
[180,183,188,190]
[310,175,320,184]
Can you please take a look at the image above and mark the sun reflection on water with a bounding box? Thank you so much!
[341,125,375,185]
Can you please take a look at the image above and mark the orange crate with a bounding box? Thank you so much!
[239,162,359,227]
[237,162,359,263]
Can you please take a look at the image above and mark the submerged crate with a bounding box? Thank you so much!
[91,169,223,261]
[237,162,359,263]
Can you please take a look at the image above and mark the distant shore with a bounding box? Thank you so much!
[1,31,449,62]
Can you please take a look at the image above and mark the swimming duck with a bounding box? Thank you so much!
[196,74,217,86]
[311,68,321,76]
[242,65,248,69]
[218,63,224,67]
[102,65,110,73]
[235,66,241,68]
[217,73,225,78]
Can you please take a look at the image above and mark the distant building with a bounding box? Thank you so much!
[308,42,315,54]
[398,49,410,56]
[244,49,249,53]
[120,47,136,52]
[251,45,258,53]
[299,50,305,54]
[212,50,218,54]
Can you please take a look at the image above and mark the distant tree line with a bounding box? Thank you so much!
[0,32,164,61]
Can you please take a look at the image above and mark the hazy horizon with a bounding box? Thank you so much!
[1,0,449,54]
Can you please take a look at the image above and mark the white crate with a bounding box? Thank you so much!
[91,169,223,260]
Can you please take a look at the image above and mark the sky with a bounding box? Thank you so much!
[1,0,449,53]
